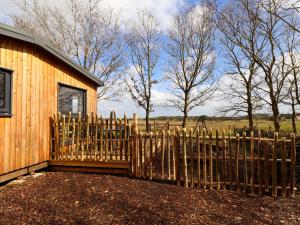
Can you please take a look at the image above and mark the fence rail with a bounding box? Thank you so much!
[50,112,297,197]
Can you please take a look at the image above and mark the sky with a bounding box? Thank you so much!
[0,0,294,118]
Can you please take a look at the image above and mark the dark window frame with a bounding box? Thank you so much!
[57,83,87,117]
[0,67,13,117]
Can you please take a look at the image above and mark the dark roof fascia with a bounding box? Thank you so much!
[0,23,104,87]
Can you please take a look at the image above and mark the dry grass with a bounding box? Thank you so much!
[135,118,300,134]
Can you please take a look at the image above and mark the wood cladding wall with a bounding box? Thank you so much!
[0,36,98,175]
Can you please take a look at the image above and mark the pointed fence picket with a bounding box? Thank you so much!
[51,112,297,197]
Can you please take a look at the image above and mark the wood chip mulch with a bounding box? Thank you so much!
[0,172,299,225]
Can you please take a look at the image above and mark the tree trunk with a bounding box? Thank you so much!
[182,111,188,128]
[182,92,189,128]
[246,86,254,131]
[271,100,280,132]
[145,108,150,133]
[292,97,297,134]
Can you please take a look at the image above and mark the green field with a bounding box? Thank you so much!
[136,118,300,134]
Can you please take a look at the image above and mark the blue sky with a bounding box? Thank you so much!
[1,0,288,119]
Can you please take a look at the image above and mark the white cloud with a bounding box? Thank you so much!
[100,0,184,31]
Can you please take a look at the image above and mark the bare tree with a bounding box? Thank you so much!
[261,0,300,33]
[164,2,217,128]
[217,0,292,132]
[217,6,262,131]
[283,14,300,107]
[124,10,161,132]
[11,0,126,101]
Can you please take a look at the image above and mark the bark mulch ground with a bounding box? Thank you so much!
[0,172,299,225]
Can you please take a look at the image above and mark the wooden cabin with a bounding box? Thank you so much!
[0,23,103,183]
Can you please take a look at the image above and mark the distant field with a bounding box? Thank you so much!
[135,118,300,134]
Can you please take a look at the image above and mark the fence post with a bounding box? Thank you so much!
[216,129,220,190]
[209,129,213,190]
[258,130,262,195]
[250,131,254,194]
[242,132,248,192]
[235,133,240,192]
[161,130,165,179]
[53,114,59,160]
[196,129,201,188]
[77,112,81,160]
[227,130,232,190]
[203,129,207,189]
[71,118,76,160]
[172,130,176,181]
[222,130,226,190]
[167,130,171,180]
[99,117,104,162]
[183,128,188,187]
[150,132,153,180]
[190,129,194,187]
[62,115,66,160]
[290,133,296,197]
[176,127,181,186]
[272,132,278,197]
[281,137,287,197]
[86,115,90,161]
[66,112,71,160]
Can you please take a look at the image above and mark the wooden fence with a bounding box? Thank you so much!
[50,112,297,197]
[51,112,132,162]
[131,128,296,197]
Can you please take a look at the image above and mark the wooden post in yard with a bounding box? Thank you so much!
[124,114,127,161]
[150,132,153,180]
[209,129,213,190]
[258,130,262,195]
[281,137,287,197]
[228,130,232,190]
[139,132,143,178]
[216,129,220,190]
[196,129,201,188]
[94,115,98,161]
[66,112,71,159]
[172,130,176,181]
[86,114,90,161]
[235,133,240,192]
[77,112,81,160]
[176,127,181,185]
[290,133,296,197]
[161,130,166,179]
[242,132,248,192]
[100,117,103,162]
[222,130,226,190]
[62,115,66,160]
[182,128,188,187]
[167,130,171,180]
[190,129,194,187]
[250,131,254,194]
[272,132,278,197]
[71,118,76,160]
[203,129,207,189]
[53,114,59,160]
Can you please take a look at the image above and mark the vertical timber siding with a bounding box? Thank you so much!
[0,36,97,175]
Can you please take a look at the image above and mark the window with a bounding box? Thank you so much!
[0,68,12,116]
[58,84,86,116]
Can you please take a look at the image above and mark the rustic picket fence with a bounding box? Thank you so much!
[50,112,297,197]
[130,128,297,197]
[51,112,132,162]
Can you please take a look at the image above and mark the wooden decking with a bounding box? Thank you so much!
[48,160,130,175]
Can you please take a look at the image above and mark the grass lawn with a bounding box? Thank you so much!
[0,172,299,225]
